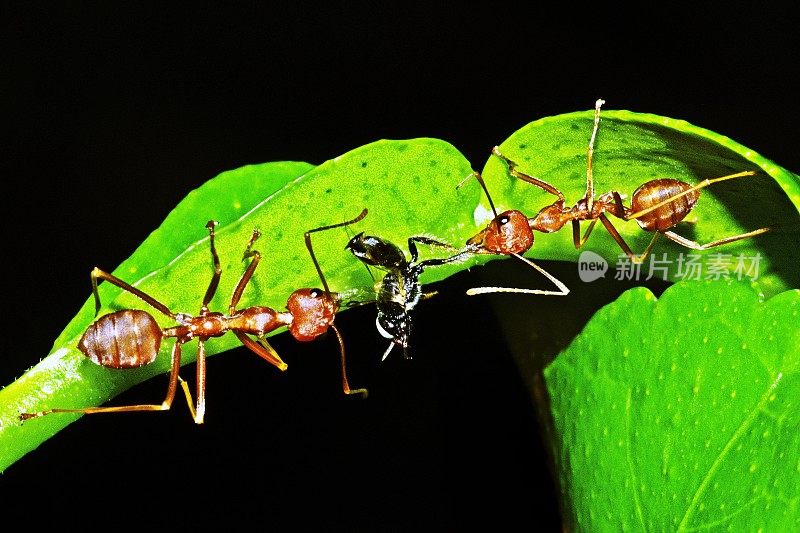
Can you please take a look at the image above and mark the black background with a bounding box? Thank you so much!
[3,5,798,531]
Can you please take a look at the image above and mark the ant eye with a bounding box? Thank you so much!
[310,288,324,298]
[498,216,510,226]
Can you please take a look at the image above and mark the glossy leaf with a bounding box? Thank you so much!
[469,107,800,298]
[0,139,480,471]
[1,160,316,469]
[3,106,800,475]
[52,160,315,348]
[544,281,800,531]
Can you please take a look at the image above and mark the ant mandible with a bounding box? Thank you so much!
[466,99,771,268]
[20,209,369,424]
[345,230,472,361]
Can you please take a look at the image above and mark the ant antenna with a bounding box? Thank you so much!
[466,253,570,296]
[330,323,368,397]
[458,170,499,218]
[201,220,222,314]
[305,208,369,293]
[586,98,604,212]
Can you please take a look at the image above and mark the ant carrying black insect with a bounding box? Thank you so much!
[463,99,771,284]
[345,231,472,361]
[20,209,370,423]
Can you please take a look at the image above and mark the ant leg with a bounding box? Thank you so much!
[661,226,771,251]
[466,253,569,296]
[408,236,459,249]
[226,229,288,371]
[598,214,659,264]
[177,339,207,423]
[585,98,605,212]
[229,230,262,314]
[91,220,222,319]
[305,211,375,383]
[90,268,177,319]
[20,338,186,421]
[234,331,288,371]
[632,234,661,264]
[331,324,368,397]
[201,220,223,313]
[407,235,463,263]
[421,290,439,301]
[242,226,262,259]
[491,146,566,201]
[381,342,396,362]
[625,171,756,221]
[609,190,629,219]
[572,219,600,249]
[190,339,207,423]
[416,249,473,270]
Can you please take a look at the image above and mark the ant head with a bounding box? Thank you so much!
[286,288,340,342]
[466,209,533,255]
[346,232,407,269]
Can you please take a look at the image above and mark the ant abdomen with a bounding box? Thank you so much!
[78,309,163,369]
[631,178,700,232]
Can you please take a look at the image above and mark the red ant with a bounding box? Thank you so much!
[20,209,369,424]
[458,167,570,297]
[465,99,771,275]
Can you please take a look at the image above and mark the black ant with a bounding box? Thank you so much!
[345,231,472,360]
[465,99,771,269]
[20,209,369,423]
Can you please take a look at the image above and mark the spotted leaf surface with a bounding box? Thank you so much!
[471,107,800,298]
[544,281,800,531]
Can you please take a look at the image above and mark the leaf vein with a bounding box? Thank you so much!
[677,372,784,531]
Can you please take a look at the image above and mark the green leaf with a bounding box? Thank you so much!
[544,280,800,531]
[52,160,315,349]
[0,139,480,471]
[0,160,317,469]
[469,107,800,298]
[3,106,799,475]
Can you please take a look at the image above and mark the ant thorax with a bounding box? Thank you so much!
[378,268,423,308]
[174,312,194,326]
